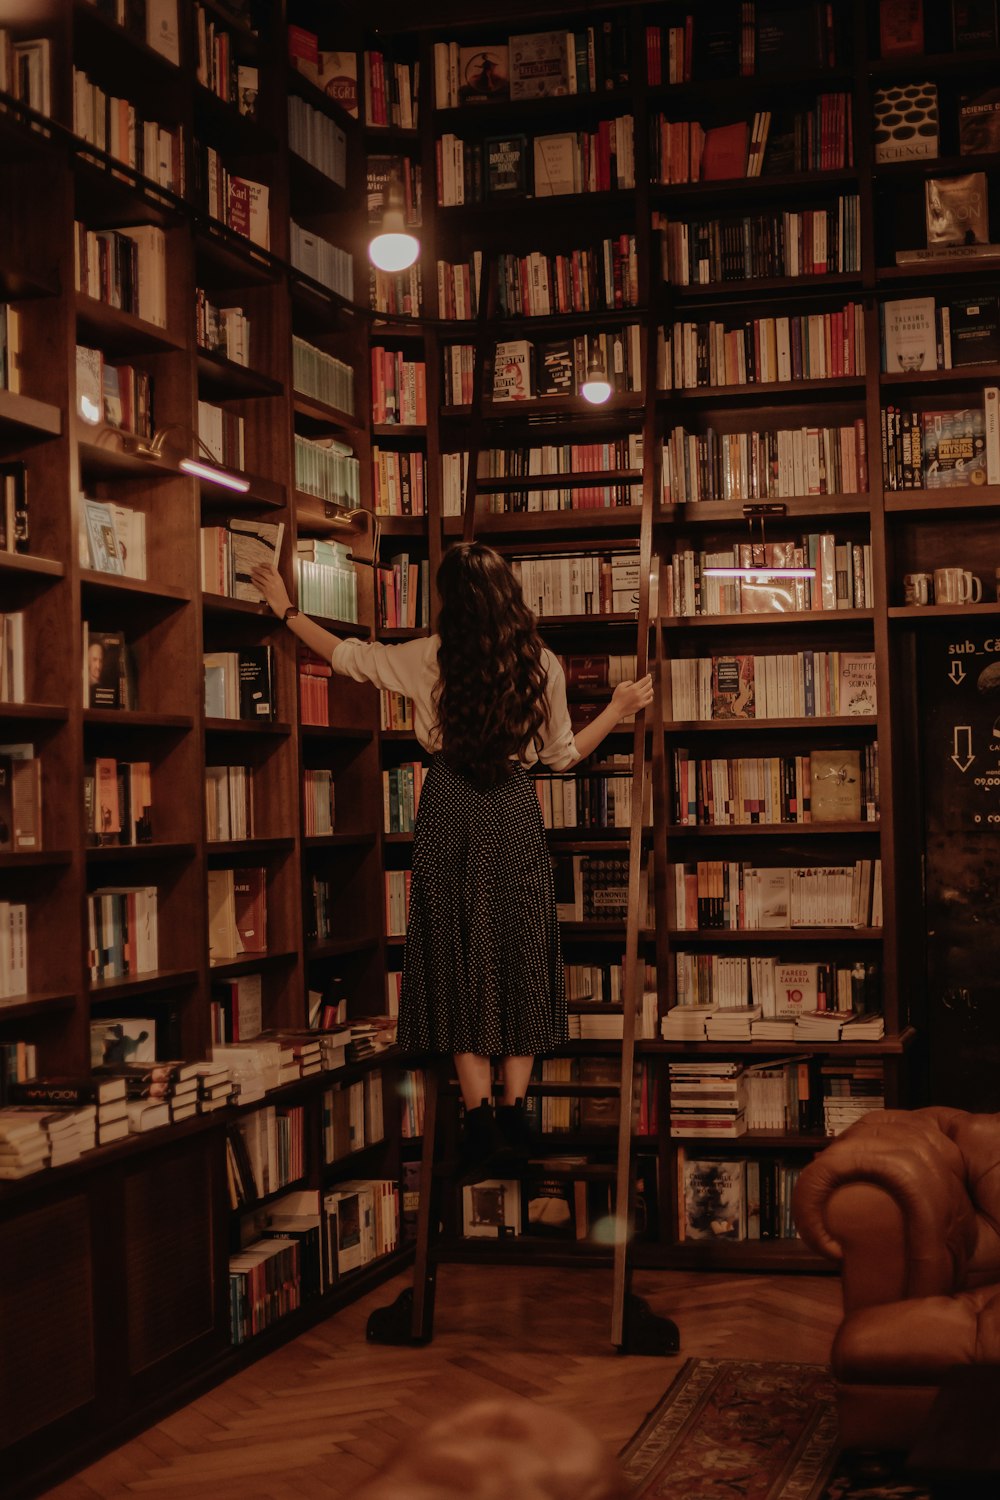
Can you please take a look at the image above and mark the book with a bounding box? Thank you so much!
[462,1178,521,1237]
[921,408,988,486]
[838,653,878,717]
[756,3,826,70]
[701,122,748,181]
[83,628,134,711]
[492,340,533,401]
[925,173,989,247]
[809,750,863,822]
[485,136,528,197]
[959,86,1000,154]
[952,0,998,48]
[710,656,755,719]
[873,83,938,163]
[882,297,938,372]
[533,133,578,197]
[232,868,267,953]
[534,340,574,397]
[774,962,819,1018]
[237,646,274,719]
[681,1156,744,1240]
[0,752,41,852]
[948,295,1000,365]
[90,1018,156,1069]
[459,45,509,104]
[83,499,125,576]
[987,386,1000,483]
[879,0,924,54]
[509,31,572,100]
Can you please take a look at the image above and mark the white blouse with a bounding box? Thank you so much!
[330,634,582,771]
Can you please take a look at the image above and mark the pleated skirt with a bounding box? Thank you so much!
[397,756,567,1058]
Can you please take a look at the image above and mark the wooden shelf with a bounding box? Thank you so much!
[293,392,360,433]
[885,488,1000,513]
[201,593,274,618]
[382,832,414,844]
[300,724,374,742]
[209,951,298,980]
[890,603,1000,621]
[441,392,644,421]
[80,571,190,604]
[0,701,68,723]
[670,272,863,303]
[286,67,357,132]
[660,609,874,630]
[880,363,1000,388]
[0,850,72,869]
[877,258,1000,284]
[303,833,377,849]
[533,612,639,629]
[0,552,63,581]
[371,422,426,438]
[665,376,865,402]
[665,822,879,837]
[375,515,428,535]
[377,626,429,641]
[83,710,194,731]
[643,1028,915,1057]
[194,85,278,156]
[85,842,197,863]
[203,718,292,736]
[651,167,857,202]
[206,838,296,856]
[867,47,1000,81]
[89,967,199,999]
[668,927,883,942]
[194,218,282,285]
[196,349,284,401]
[433,89,633,134]
[663,716,878,735]
[445,509,641,539]
[660,495,871,524]
[307,936,381,960]
[0,389,61,438]
[75,293,184,355]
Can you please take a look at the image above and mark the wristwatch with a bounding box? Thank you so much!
[282,605,300,623]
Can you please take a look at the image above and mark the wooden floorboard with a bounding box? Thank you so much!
[41,1265,843,1498]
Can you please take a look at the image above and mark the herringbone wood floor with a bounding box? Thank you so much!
[41,1265,842,1499]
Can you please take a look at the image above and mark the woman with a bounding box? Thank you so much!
[251,544,652,1166]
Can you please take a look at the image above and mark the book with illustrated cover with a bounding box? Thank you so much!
[83,499,125,576]
[925,172,989,246]
[509,31,572,99]
[879,0,924,55]
[882,296,937,372]
[681,1156,745,1240]
[524,1172,576,1238]
[921,408,987,486]
[462,1178,521,1237]
[948,295,1000,365]
[229,518,285,602]
[873,82,938,163]
[838,652,878,716]
[577,1057,621,1130]
[484,136,528,197]
[459,45,509,103]
[534,339,574,397]
[711,655,755,719]
[492,340,532,401]
[89,1018,156,1069]
[83,627,135,710]
[581,856,629,921]
[959,86,1000,154]
[756,4,826,70]
[952,0,998,48]
[810,750,863,821]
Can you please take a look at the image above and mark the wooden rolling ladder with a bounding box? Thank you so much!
[367,261,678,1356]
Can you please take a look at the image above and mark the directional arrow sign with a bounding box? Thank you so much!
[951,725,975,773]
[948,661,966,685]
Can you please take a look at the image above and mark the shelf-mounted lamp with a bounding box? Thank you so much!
[369,168,419,274]
[580,339,612,405]
[701,503,816,580]
[128,425,251,492]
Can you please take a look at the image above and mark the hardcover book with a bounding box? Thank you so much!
[484,136,529,197]
[533,133,578,196]
[959,87,1000,154]
[459,45,509,103]
[879,0,924,54]
[756,4,825,71]
[509,31,572,99]
[838,653,878,716]
[238,646,274,719]
[462,1178,521,1236]
[948,295,1000,365]
[711,656,755,719]
[873,82,939,162]
[366,155,397,222]
[534,339,574,397]
[693,3,741,78]
[84,628,131,710]
[682,1156,745,1240]
[90,1018,156,1069]
[809,750,863,822]
[882,296,938,372]
[233,867,267,953]
[701,122,748,181]
[773,963,818,1019]
[921,408,988,486]
[492,340,533,401]
[952,0,998,48]
[925,172,989,246]
[83,499,125,575]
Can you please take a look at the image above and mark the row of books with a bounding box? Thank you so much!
[196,289,250,366]
[366,155,422,229]
[297,541,358,623]
[533,757,647,831]
[72,67,185,195]
[290,221,353,300]
[385,870,410,937]
[661,421,868,505]
[567,992,660,1041]
[204,647,275,722]
[669,953,881,1019]
[371,263,422,318]
[650,97,852,186]
[75,222,167,329]
[882,294,999,374]
[669,1057,885,1138]
[0,1041,36,1105]
[657,198,862,286]
[370,348,428,426]
[286,25,358,112]
[479,437,643,483]
[205,764,254,843]
[432,25,630,108]
[668,651,877,723]
[373,447,426,516]
[229,1236,300,1344]
[198,400,245,471]
[303,770,334,839]
[364,48,417,129]
[880,397,1000,490]
[383,762,423,834]
[822,1060,886,1135]
[207,867,266,962]
[83,756,151,847]
[194,145,267,246]
[0,303,17,393]
[436,122,635,206]
[294,435,361,507]
[226,1105,305,1208]
[554,853,653,924]
[0,902,26,1001]
[662,538,875,618]
[76,345,153,437]
[0,30,51,115]
[670,860,883,931]
[308,875,332,944]
[677,1152,802,1243]
[292,336,354,416]
[448,329,644,407]
[490,240,640,319]
[211,974,262,1046]
[0,612,24,703]
[380,689,414,733]
[86,885,158,982]
[288,93,347,186]
[200,518,283,601]
[0,463,27,555]
[298,651,331,727]
[323,1075,385,1162]
[659,305,867,390]
[564,654,639,690]
[513,551,639,619]
[459,1163,658,1244]
[377,554,430,631]
[326,1179,400,1278]
[195,3,257,115]
[670,745,880,827]
[564,959,656,1006]
[645,4,839,85]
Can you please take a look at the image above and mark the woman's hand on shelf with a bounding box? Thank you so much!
[251,564,292,618]
[612,675,654,722]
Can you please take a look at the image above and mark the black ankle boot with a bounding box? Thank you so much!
[458,1099,505,1177]
[496,1098,538,1159]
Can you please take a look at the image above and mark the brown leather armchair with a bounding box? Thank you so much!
[792,1106,1000,1451]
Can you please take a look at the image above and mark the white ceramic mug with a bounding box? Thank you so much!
[903,572,933,606]
[933,567,982,605]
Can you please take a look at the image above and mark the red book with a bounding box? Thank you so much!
[879,0,924,56]
[233,867,267,953]
[701,122,748,182]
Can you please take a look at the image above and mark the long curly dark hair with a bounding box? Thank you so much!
[434,543,548,788]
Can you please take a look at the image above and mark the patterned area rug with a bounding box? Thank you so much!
[619,1359,931,1500]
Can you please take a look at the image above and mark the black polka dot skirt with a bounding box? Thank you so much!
[397,756,567,1058]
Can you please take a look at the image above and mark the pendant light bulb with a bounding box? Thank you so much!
[369,172,420,273]
[580,345,612,405]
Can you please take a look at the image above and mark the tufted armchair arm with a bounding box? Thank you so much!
[792,1107,981,1314]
